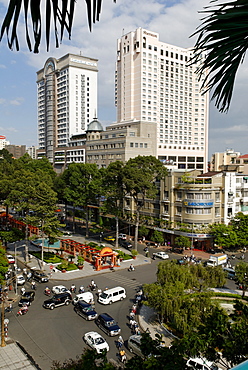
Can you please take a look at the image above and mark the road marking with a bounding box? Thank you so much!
[104,273,141,289]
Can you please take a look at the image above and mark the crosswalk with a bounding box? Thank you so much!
[104,273,142,290]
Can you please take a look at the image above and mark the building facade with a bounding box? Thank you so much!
[0,136,10,150]
[115,27,209,171]
[37,53,98,168]
[86,119,157,167]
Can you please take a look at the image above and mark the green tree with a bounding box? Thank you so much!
[235,262,248,298]
[151,230,164,245]
[192,0,248,112]
[231,213,248,248]
[209,223,237,250]
[138,225,149,238]
[61,163,101,237]
[123,156,167,249]
[0,247,9,284]
[175,236,191,250]
[100,161,125,248]
[51,348,115,369]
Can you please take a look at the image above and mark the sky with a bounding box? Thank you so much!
[0,0,248,158]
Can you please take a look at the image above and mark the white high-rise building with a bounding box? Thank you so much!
[115,28,209,172]
[37,54,98,163]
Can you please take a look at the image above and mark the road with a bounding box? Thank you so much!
[7,261,158,369]
[6,245,245,370]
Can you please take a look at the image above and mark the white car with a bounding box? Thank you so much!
[186,357,220,370]
[152,251,169,260]
[7,255,15,264]
[118,233,127,240]
[83,331,109,354]
[52,285,70,294]
[16,274,25,286]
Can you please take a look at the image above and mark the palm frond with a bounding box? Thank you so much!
[191,0,248,112]
[0,0,116,53]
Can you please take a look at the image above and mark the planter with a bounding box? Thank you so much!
[62,269,67,273]
[132,256,137,259]
[78,265,84,270]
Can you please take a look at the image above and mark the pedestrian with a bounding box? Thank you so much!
[31,281,36,290]
[27,271,32,282]
[117,335,124,349]
[119,349,126,363]
[134,324,140,335]
[20,287,25,295]
[129,310,135,319]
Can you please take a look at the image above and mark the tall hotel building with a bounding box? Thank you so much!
[37,54,98,167]
[115,28,209,172]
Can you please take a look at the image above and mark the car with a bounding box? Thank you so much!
[104,236,115,242]
[83,331,109,353]
[7,255,15,264]
[52,285,70,294]
[18,291,35,307]
[118,234,127,240]
[128,335,143,357]
[186,357,220,370]
[16,274,25,286]
[95,313,121,336]
[152,251,169,260]
[74,301,98,320]
[119,239,132,249]
[43,292,72,310]
[33,270,49,283]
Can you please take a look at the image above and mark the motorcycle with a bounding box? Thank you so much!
[17,307,28,316]
[128,266,135,272]
[89,284,97,291]
[44,288,51,296]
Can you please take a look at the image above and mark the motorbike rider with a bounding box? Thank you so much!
[78,286,85,293]
[31,281,36,290]
[129,264,135,271]
[45,286,50,295]
[70,284,76,293]
[90,280,96,290]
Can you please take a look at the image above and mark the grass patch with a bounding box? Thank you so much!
[30,251,62,264]
[56,263,78,271]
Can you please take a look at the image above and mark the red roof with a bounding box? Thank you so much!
[238,154,248,159]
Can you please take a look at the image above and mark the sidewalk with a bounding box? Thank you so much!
[138,305,176,347]
[0,341,39,369]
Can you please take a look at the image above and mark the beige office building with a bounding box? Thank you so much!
[115,28,209,171]
[86,119,157,167]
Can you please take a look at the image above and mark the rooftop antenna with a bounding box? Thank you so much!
[122,28,124,36]
[80,51,82,56]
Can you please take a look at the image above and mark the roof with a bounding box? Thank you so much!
[87,118,103,132]
[238,154,248,159]
[198,171,222,177]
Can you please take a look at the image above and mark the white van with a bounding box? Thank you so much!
[98,287,126,305]
[186,357,219,370]
[73,292,94,305]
